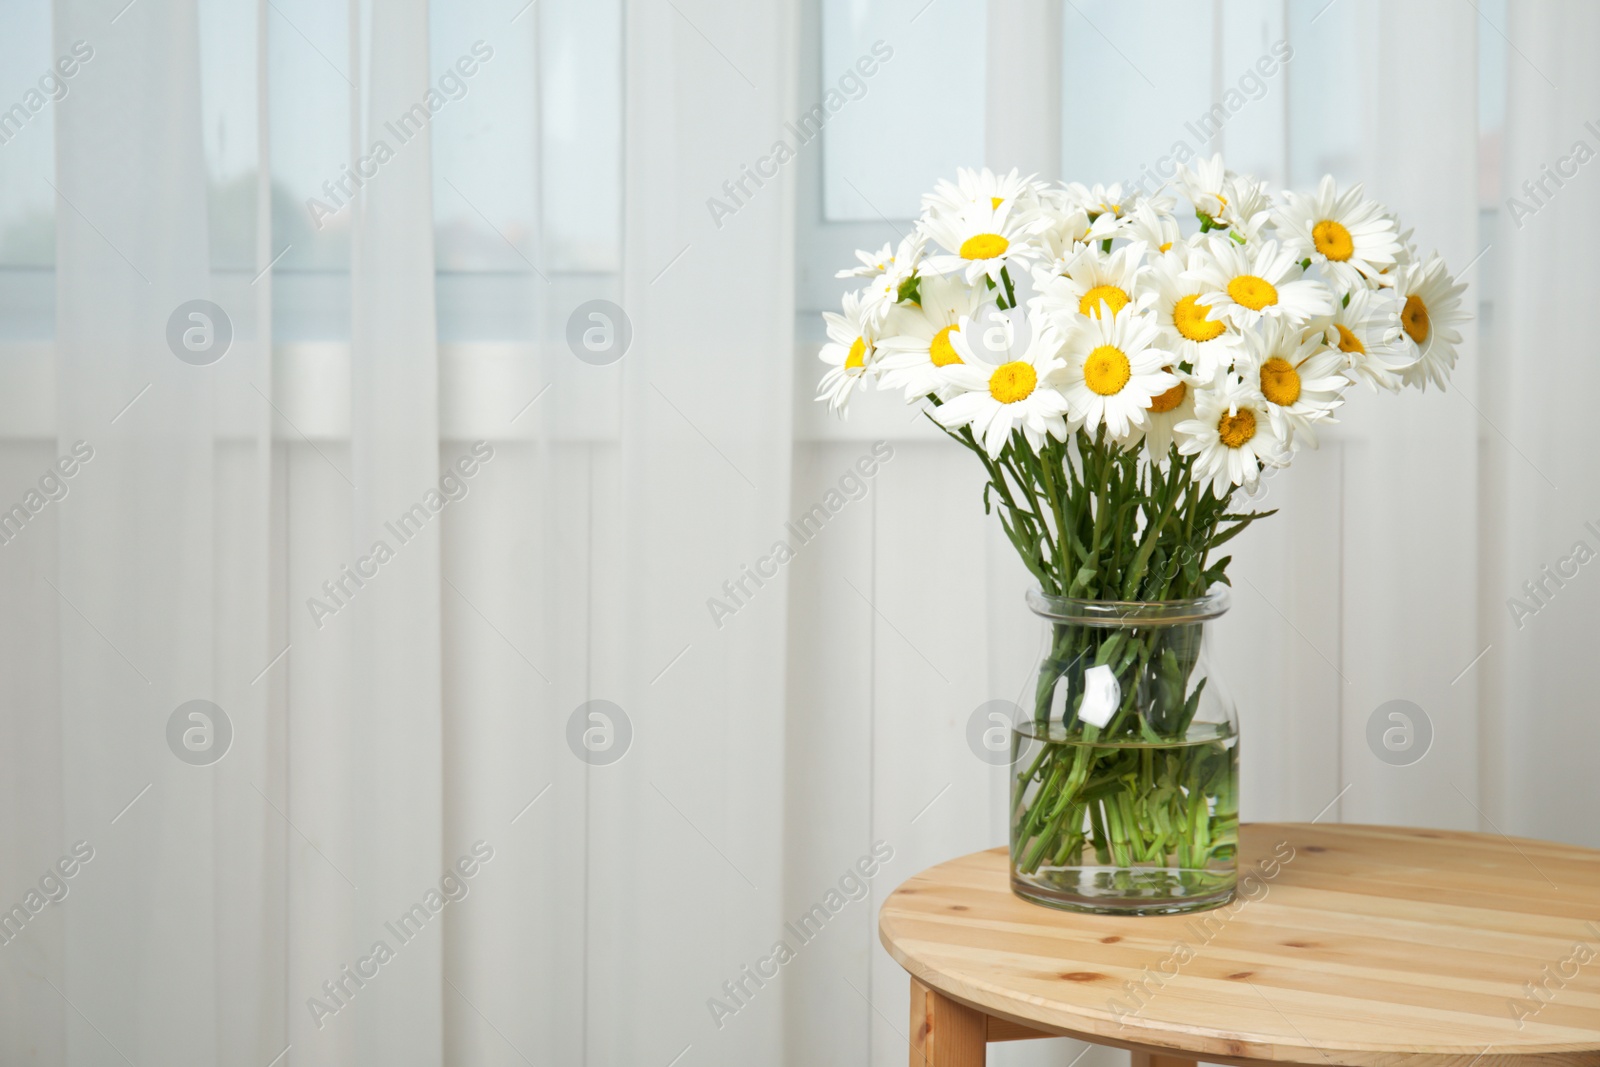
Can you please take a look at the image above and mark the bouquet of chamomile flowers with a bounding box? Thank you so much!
[822,162,1468,902]
[817,157,1468,606]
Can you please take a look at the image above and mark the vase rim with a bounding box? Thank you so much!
[1026,586,1230,624]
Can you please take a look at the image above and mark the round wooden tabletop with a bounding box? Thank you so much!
[879,823,1600,1067]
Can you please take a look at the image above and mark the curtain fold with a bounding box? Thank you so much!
[1487,0,1600,849]
[595,2,798,1063]
[286,0,445,1063]
[1335,0,1481,827]
[46,0,275,1064]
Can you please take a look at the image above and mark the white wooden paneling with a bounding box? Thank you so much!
[0,441,65,1066]
[1216,442,1346,824]
[782,440,880,1067]
[1335,0,1481,830]
[868,441,995,1066]
[438,439,588,1066]
[282,442,367,1067]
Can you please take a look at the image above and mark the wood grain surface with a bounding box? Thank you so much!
[879,823,1600,1067]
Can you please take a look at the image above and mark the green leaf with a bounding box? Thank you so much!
[897,273,922,305]
[1067,564,1097,597]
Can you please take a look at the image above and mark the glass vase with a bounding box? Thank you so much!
[1010,590,1238,915]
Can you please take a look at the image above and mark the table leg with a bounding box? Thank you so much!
[909,977,987,1066]
[1130,1053,1198,1067]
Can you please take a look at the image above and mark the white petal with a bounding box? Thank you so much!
[983,411,1013,457]
[1078,665,1121,728]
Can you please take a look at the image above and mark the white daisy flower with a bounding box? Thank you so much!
[837,234,925,325]
[933,313,1073,458]
[1054,309,1178,442]
[1178,154,1231,221]
[1218,175,1272,240]
[1178,156,1270,237]
[1372,224,1418,289]
[1232,320,1348,449]
[1058,182,1173,234]
[1060,180,1135,223]
[1176,371,1289,499]
[860,271,906,324]
[1142,364,1198,469]
[817,290,885,414]
[1034,198,1124,275]
[1392,254,1469,391]
[1273,175,1402,290]
[1149,252,1240,380]
[923,167,1046,218]
[836,239,897,279]
[1030,241,1153,329]
[875,274,997,401]
[920,200,1045,287]
[1189,237,1335,330]
[1319,286,1411,392]
[1123,200,1184,258]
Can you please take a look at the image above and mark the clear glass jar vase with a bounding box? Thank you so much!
[1010,589,1238,915]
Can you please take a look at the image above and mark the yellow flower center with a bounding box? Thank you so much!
[1227,274,1279,311]
[845,337,867,370]
[1335,323,1365,354]
[929,325,962,367]
[988,361,1037,404]
[1158,241,1173,253]
[1078,284,1130,318]
[1173,293,1225,342]
[990,196,1004,209]
[1218,409,1257,448]
[959,233,1010,260]
[1148,375,1186,414]
[1259,357,1302,406]
[1402,294,1431,345]
[1313,219,1355,262]
[1083,345,1131,396]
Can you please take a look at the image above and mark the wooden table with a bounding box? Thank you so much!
[878,823,1600,1067]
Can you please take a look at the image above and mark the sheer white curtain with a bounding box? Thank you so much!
[1486,1,1600,849]
[285,1,445,1063]
[41,1,274,1064]
[0,0,798,1065]
[1329,0,1481,829]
